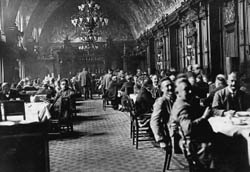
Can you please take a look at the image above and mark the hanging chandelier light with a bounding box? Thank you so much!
[71,0,108,48]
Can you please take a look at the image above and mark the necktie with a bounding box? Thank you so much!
[230,92,239,111]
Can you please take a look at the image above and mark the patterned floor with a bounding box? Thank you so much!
[49,97,188,172]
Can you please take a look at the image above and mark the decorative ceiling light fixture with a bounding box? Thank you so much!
[71,0,108,50]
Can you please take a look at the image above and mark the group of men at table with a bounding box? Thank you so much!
[0,78,75,121]
[135,71,250,171]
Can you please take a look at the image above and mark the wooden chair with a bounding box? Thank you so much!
[178,125,213,172]
[102,94,110,111]
[132,114,154,149]
[71,96,77,117]
[102,95,112,111]
[60,97,73,132]
[49,97,73,133]
[130,102,154,149]
[20,94,31,103]
[122,97,135,138]
[163,141,172,171]
[2,100,26,121]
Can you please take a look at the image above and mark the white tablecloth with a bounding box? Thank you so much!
[25,102,51,122]
[209,116,250,165]
[3,102,51,122]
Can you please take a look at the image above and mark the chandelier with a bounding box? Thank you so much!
[71,0,108,47]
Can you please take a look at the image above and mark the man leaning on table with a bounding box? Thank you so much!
[212,71,250,117]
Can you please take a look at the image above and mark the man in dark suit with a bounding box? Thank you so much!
[171,78,214,171]
[0,82,20,101]
[102,69,113,96]
[202,74,227,107]
[51,79,75,120]
[135,78,155,117]
[212,72,250,117]
[134,78,155,127]
[78,68,91,99]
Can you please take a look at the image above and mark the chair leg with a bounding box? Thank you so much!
[187,159,196,172]
[132,125,135,145]
[103,99,106,111]
[167,151,172,170]
[136,126,139,149]
[163,147,172,172]
[130,121,133,138]
[163,151,169,172]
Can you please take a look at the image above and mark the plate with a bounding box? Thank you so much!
[233,122,248,125]
[235,111,250,117]
[231,117,248,125]
[0,121,15,126]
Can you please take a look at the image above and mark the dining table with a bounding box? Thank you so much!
[1,102,51,123]
[208,112,250,166]
[0,101,51,171]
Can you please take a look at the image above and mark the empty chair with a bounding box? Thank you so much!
[2,100,26,121]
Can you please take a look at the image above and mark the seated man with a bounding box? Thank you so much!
[171,79,214,171]
[120,75,134,96]
[202,74,227,107]
[23,79,38,91]
[120,75,134,111]
[106,76,119,110]
[36,83,55,100]
[212,72,250,117]
[0,82,20,101]
[50,79,75,120]
[151,74,161,99]
[134,78,155,126]
[150,77,175,149]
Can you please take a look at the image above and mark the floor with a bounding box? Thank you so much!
[49,96,188,172]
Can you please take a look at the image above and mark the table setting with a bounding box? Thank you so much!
[208,111,250,165]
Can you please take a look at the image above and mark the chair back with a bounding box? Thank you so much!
[2,100,26,121]
[127,97,135,112]
[31,94,47,102]
[59,97,72,121]
[20,94,31,102]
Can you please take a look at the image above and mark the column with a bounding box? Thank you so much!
[0,57,4,82]
[146,41,151,74]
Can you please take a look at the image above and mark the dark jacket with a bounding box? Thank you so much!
[107,81,118,100]
[0,89,20,101]
[203,85,225,107]
[171,98,213,141]
[151,86,162,99]
[135,87,155,116]
[212,87,250,116]
[120,81,134,96]
[171,98,215,169]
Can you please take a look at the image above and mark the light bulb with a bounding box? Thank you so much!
[104,18,109,25]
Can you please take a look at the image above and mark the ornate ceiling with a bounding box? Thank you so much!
[5,0,182,44]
